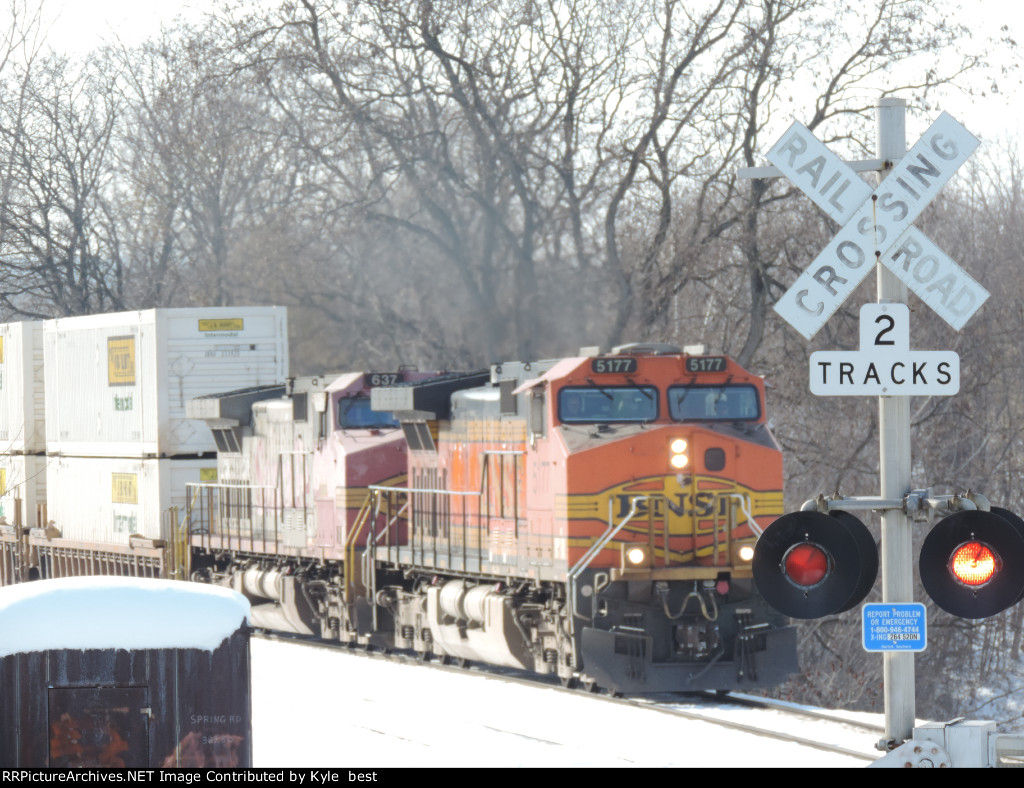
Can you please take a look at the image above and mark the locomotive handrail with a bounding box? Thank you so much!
[361,494,411,587]
[370,486,480,496]
[722,492,759,536]
[367,450,526,572]
[372,485,479,568]
[176,482,219,579]
[567,490,753,621]
[343,494,376,624]
[568,495,650,625]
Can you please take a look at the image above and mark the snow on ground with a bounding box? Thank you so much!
[250,638,883,768]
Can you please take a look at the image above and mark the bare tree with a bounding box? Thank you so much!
[0,53,124,316]
[111,25,297,309]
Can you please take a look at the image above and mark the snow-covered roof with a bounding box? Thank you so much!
[0,576,250,657]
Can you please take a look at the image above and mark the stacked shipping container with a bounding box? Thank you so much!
[0,322,46,529]
[23,308,289,545]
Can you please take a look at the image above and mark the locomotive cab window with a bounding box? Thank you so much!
[558,386,658,423]
[668,384,759,422]
[337,397,400,429]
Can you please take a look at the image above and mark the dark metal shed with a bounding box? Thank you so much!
[0,576,251,767]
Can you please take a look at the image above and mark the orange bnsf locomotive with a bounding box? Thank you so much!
[187,344,797,693]
[367,343,797,692]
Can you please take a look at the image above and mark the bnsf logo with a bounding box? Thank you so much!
[562,475,782,526]
[614,491,728,519]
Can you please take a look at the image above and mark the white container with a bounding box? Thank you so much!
[44,307,288,457]
[46,455,218,544]
[0,322,45,454]
[0,453,47,528]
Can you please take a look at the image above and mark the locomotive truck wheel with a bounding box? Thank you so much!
[560,676,578,689]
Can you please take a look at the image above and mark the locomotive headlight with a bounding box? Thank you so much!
[669,438,688,469]
[737,543,755,562]
[622,543,651,568]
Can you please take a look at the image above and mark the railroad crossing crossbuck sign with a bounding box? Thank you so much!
[770,112,988,340]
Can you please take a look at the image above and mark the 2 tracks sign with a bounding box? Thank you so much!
[809,303,959,396]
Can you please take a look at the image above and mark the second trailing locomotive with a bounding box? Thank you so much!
[187,343,797,693]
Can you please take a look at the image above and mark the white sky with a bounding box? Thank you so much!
[42,0,204,51]
[35,0,1024,150]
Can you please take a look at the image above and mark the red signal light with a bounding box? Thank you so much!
[782,543,829,587]
[949,541,998,587]
[753,510,877,619]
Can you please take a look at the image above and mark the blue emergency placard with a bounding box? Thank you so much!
[862,603,927,652]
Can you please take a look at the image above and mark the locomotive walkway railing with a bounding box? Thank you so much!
[354,450,528,575]
[185,482,283,556]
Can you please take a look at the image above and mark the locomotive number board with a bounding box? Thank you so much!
[365,372,404,386]
[685,357,727,373]
[591,358,638,374]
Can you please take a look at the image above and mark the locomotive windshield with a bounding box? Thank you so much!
[337,396,400,429]
[668,384,760,422]
[558,386,658,423]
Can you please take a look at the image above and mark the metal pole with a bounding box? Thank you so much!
[875,97,914,748]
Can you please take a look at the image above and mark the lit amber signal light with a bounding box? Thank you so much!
[669,438,688,469]
[920,509,1024,619]
[949,541,998,587]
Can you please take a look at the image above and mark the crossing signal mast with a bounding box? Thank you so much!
[742,99,1024,767]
